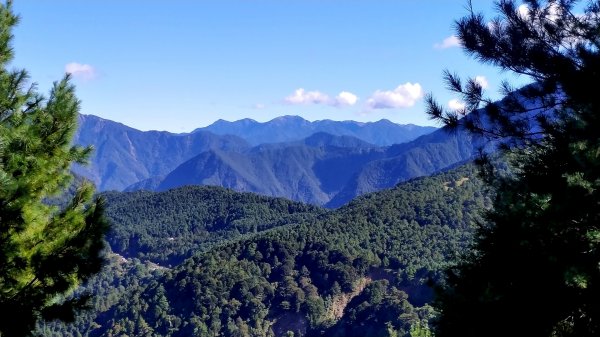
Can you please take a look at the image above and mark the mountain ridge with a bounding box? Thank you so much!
[73,114,250,191]
[145,126,480,206]
[199,115,437,146]
[73,114,439,194]
[41,163,489,337]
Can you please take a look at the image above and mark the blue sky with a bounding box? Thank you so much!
[10,1,525,132]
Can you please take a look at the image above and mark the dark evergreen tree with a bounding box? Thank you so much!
[0,2,107,336]
[426,1,600,336]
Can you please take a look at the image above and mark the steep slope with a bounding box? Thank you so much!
[41,164,491,337]
[156,133,386,205]
[153,128,481,207]
[327,128,481,207]
[201,115,437,146]
[154,164,489,337]
[73,114,249,191]
[102,185,325,266]
[74,115,479,207]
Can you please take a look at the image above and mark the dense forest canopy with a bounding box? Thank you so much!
[37,164,490,337]
[102,186,325,266]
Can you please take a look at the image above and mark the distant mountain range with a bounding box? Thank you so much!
[199,115,436,146]
[73,114,249,191]
[74,114,481,206]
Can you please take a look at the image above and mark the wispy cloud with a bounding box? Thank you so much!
[65,62,97,81]
[366,82,423,109]
[284,88,358,107]
[434,35,460,49]
[253,103,266,109]
[448,98,466,111]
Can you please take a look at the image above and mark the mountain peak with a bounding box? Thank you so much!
[202,116,436,146]
[270,115,308,123]
[209,118,258,126]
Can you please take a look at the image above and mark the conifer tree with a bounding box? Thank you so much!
[0,2,107,336]
[427,1,600,336]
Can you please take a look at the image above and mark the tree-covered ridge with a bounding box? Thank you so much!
[40,163,491,337]
[102,185,326,266]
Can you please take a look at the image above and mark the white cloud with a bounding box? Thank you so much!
[284,88,358,107]
[475,75,489,89]
[253,103,266,109]
[518,3,560,21]
[448,98,466,111]
[434,35,460,49]
[65,62,97,80]
[284,88,330,105]
[548,3,562,21]
[334,91,358,106]
[518,4,530,17]
[366,82,424,109]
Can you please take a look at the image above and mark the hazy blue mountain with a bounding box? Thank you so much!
[73,115,434,192]
[326,128,482,207]
[156,133,386,205]
[123,175,165,192]
[199,115,437,146]
[150,128,481,206]
[73,114,249,191]
[74,114,477,205]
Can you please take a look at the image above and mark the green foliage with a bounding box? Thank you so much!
[318,280,423,337]
[38,164,490,337]
[427,1,600,336]
[102,185,325,265]
[0,3,107,336]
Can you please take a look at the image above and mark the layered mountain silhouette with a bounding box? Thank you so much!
[200,115,436,146]
[155,133,386,205]
[154,130,479,207]
[74,114,481,206]
[73,114,249,191]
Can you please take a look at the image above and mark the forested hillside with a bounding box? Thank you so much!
[38,164,491,337]
[102,186,325,266]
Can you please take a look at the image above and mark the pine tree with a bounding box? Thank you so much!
[0,2,107,336]
[426,1,600,336]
